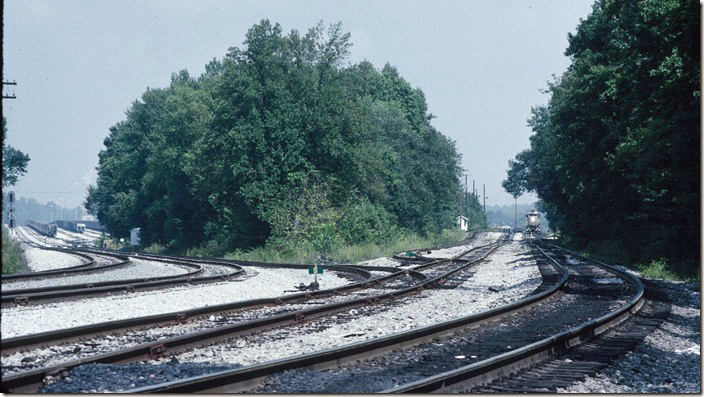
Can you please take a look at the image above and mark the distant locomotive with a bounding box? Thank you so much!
[53,220,86,233]
[27,219,58,237]
[525,210,540,233]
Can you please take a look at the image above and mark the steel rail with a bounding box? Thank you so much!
[2,251,224,305]
[0,264,374,355]
[0,249,131,281]
[383,241,644,393]
[391,231,479,262]
[1,239,504,393]
[1,263,206,305]
[2,252,255,305]
[120,235,569,393]
[1,262,203,298]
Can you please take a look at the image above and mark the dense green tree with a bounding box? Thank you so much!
[2,117,30,188]
[504,0,699,276]
[88,20,485,254]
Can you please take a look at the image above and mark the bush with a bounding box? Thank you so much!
[638,258,680,280]
[2,226,27,274]
[225,228,466,265]
[143,243,167,254]
[337,198,399,245]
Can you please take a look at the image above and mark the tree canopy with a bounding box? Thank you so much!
[2,117,31,188]
[503,0,699,276]
[87,20,484,254]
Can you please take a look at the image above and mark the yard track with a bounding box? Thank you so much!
[0,234,500,392]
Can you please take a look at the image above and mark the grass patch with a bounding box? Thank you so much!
[2,226,28,274]
[223,228,467,265]
[143,243,167,254]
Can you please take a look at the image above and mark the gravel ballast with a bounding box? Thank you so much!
[18,244,86,273]
[557,279,700,393]
[1,258,191,291]
[129,238,541,367]
[4,232,699,394]
[422,232,503,258]
[1,267,353,339]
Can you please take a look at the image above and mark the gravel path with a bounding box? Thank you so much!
[1,267,353,339]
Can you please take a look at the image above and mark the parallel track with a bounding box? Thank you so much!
[0,235,502,392]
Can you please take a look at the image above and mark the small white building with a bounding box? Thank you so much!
[130,227,141,246]
[456,215,469,231]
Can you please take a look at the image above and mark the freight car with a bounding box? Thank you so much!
[27,219,58,237]
[53,220,86,233]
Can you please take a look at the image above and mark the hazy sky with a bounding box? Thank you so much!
[3,0,595,208]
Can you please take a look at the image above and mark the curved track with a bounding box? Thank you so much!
[114,236,647,393]
[0,234,499,392]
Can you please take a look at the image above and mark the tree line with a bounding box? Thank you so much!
[503,0,699,277]
[86,20,486,256]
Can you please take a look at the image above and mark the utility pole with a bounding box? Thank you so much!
[483,184,485,212]
[2,81,17,99]
[514,197,517,229]
[464,174,468,208]
[472,180,475,201]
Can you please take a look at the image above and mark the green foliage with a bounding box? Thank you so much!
[337,197,399,245]
[2,117,30,188]
[2,225,27,274]
[637,258,680,281]
[503,0,699,278]
[225,228,466,265]
[88,20,485,257]
[143,243,167,254]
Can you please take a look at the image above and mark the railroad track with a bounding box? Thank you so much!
[2,231,129,282]
[123,237,646,393]
[1,234,504,392]
[378,240,647,393]
[2,229,254,306]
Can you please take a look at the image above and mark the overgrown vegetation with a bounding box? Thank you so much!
[2,225,27,274]
[503,0,699,279]
[637,258,682,281]
[87,20,486,259]
[211,228,466,265]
